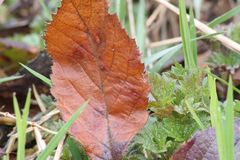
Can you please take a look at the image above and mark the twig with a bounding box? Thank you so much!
[33,126,46,152]
[38,108,60,124]
[3,108,60,158]
[147,0,169,27]
[53,135,66,160]
[33,84,47,112]
[155,0,240,53]
[127,0,136,38]
[146,5,162,27]
[147,37,182,48]
[0,112,57,135]
[5,135,17,157]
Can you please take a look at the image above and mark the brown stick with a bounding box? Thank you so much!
[155,0,240,53]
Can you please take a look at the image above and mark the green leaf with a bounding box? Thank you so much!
[127,113,208,159]
[20,63,52,87]
[161,113,206,141]
[149,72,175,103]
[62,137,89,160]
[130,118,170,154]
[186,100,205,130]
[36,100,89,160]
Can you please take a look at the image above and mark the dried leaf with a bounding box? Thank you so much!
[45,0,149,159]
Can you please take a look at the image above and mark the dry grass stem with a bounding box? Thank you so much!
[0,112,57,135]
[148,37,182,48]
[33,127,46,152]
[32,85,47,112]
[155,0,240,53]
[53,135,66,160]
[127,0,136,38]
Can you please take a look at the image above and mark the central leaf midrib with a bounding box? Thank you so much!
[70,0,115,158]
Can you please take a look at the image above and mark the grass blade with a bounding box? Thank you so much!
[36,100,89,160]
[21,89,32,155]
[20,63,52,87]
[208,5,240,28]
[136,0,146,54]
[38,0,52,20]
[179,0,196,68]
[22,89,31,124]
[150,44,182,72]
[144,44,182,65]
[116,0,127,26]
[189,7,197,66]
[13,94,24,160]
[211,73,240,94]
[147,32,223,71]
[0,76,23,84]
[13,94,22,130]
[13,90,31,160]
[208,73,225,160]
[225,77,234,160]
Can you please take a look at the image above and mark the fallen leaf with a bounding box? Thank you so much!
[45,0,149,159]
[171,119,240,160]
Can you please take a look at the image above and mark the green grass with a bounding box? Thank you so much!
[211,73,240,94]
[208,5,240,28]
[179,0,197,69]
[115,0,127,26]
[189,7,198,66]
[0,75,23,84]
[38,0,52,20]
[6,1,239,159]
[36,100,89,160]
[149,44,182,72]
[13,89,31,160]
[20,63,52,87]
[208,73,235,160]
[136,0,146,55]
[12,89,88,160]
[224,77,234,160]
[145,32,224,72]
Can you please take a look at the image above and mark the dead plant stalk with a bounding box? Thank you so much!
[155,0,240,53]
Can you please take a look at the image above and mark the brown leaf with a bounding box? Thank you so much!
[45,0,149,159]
